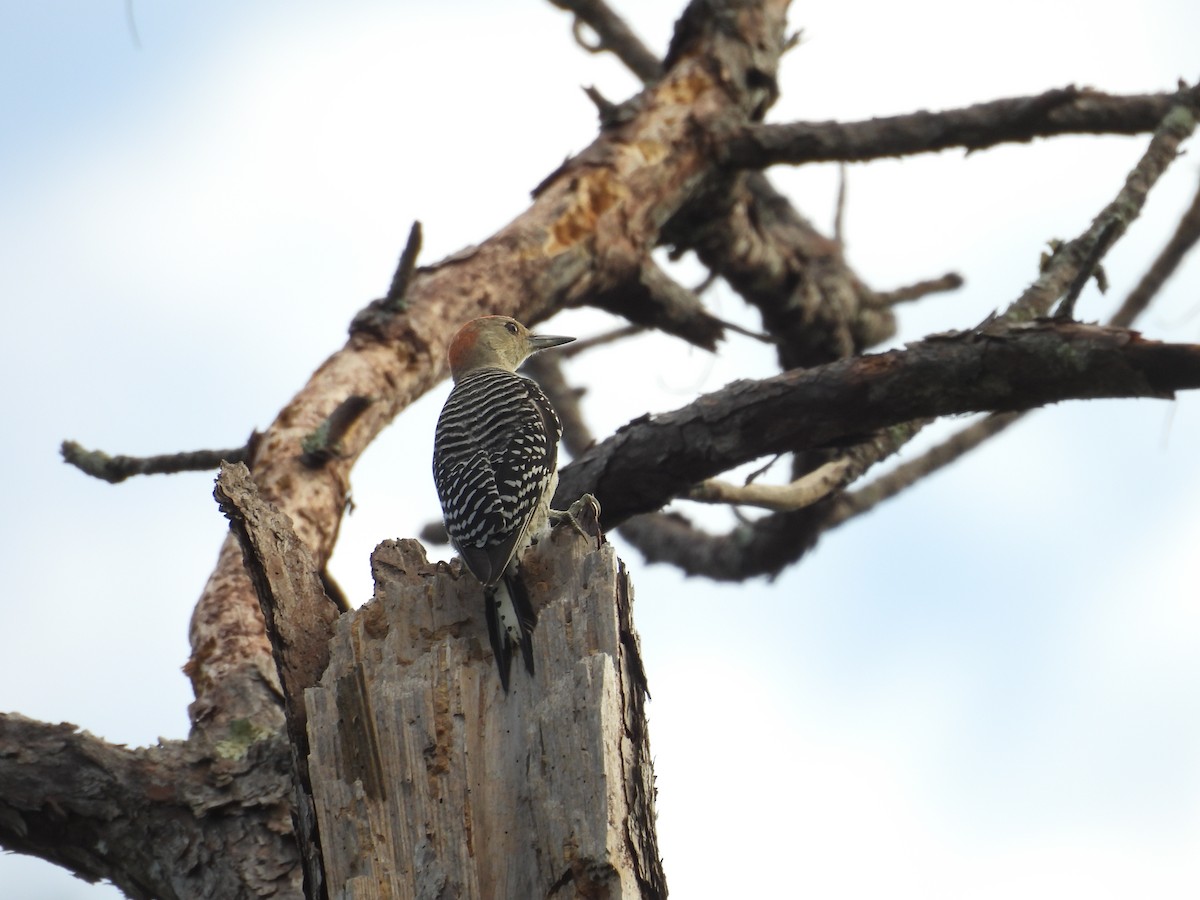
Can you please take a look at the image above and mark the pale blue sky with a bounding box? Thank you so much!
[2,2,1199,897]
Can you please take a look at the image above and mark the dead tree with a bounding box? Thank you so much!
[4,1,1200,897]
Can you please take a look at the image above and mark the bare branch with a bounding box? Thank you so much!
[299,395,374,468]
[1111,171,1200,328]
[608,93,1198,572]
[559,324,646,358]
[557,321,1200,527]
[875,272,964,306]
[833,156,1200,527]
[617,507,817,581]
[61,440,249,484]
[553,0,887,372]
[687,458,853,510]
[722,85,1200,168]
[665,172,896,369]
[836,94,1200,505]
[587,259,727,350]
[550,0,662,82]
[384,220,423,311]
[0,713,299,899]
[833,163,848,247]
[1053,219,1120,320]
[829,413,1021,527]
[1010,98,1197,322]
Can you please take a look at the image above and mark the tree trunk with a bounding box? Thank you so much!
[305,507,664,899]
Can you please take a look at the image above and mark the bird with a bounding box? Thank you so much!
[432,315,575,691]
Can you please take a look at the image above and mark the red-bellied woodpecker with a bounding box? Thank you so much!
[432,315,575,691]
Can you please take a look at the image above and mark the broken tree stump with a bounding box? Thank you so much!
[305,508,666,899]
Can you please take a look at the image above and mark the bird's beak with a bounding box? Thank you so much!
[529,333,575,352]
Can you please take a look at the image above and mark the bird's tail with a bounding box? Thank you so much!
[484,570,537,692]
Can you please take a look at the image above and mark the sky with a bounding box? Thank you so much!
[2,1,1199,897]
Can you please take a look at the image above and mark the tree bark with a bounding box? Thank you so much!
[0,714,299,900]
[305,509,663,899]
[556,322,1200,527]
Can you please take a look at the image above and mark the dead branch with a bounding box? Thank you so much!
[829,412,1021,528]
[559,324,646,358]
[551,0,662,81]
[1010,100,1196,322]
[617,507,817,580]
[722,85,1200,167]
[875,272,965,306]
[665,171,896,368]
[551,0,895,371]
[556,322,1200,527]
[1054,219,1121,320]
[383,221,422,311]
[833,160,1200,527]
[0,713,299,899]
[1112,171,1200,328]
[601,92,1198,576]
[61,440,249,483]
[587,258,727,350]
[686,458,853,510]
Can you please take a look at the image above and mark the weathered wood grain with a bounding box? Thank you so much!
[307,513,663,899]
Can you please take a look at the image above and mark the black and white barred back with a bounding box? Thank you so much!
[433,366,562,587]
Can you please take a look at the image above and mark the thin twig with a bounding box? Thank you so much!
[1054,219,1119,320]
[1111,171,1200,328]
[586,258,727,350]
[833,163,848,248]
[550,0,661,82]
[383,221,423,312]
[582,84,621,123]
[1009,92,1197,322]
[874,272,965,306]
[687,459,853,511]
[300,396,375,467]
[692,269,719,296]
[558,325,646,359]
[828,414,1021,528]
[61,440,249,484]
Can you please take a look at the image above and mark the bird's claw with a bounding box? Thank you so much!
[549,493,602,540]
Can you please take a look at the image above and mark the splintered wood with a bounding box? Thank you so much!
[305,512,664,900]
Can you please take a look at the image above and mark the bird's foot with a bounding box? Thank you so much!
[549,493,603,540]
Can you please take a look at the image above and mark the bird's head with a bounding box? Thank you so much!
[447,316,574,380]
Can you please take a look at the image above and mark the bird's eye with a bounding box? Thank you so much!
[505,322,519,335]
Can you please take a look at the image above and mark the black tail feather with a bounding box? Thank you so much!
[504,569,537,679]
[483,571,538,692]
[484,587,513,692]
